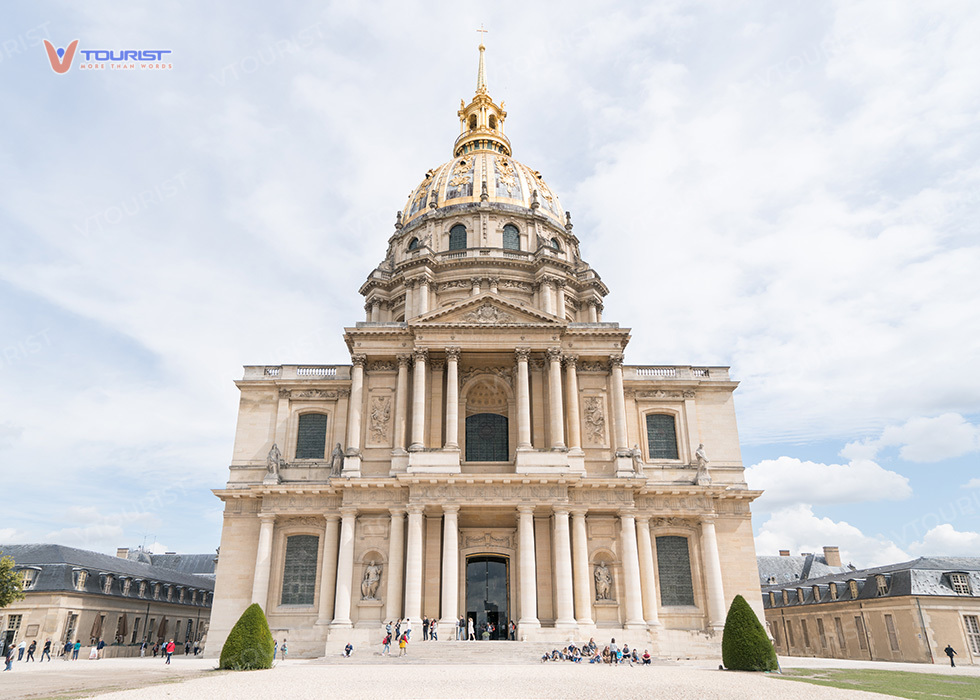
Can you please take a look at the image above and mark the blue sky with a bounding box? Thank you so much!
[1,1,978,566]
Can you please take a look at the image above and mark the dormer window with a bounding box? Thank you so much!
[122,578,132,596]
[73,569,88,591]
[138,581,147,598]
[550,237,562,251]
[102,574,114,595]
[949,572,972,595]
[18,568,40,590]
[848,580,859,598]
[408,237,420,251]
[829,582,838,600]
[502,224,520,251]
[876,575,889,596]
[767,575,777,585]
[769,591,776,606]
[812,585,821,601]
[782,590,789,605]
[797,587,806,604]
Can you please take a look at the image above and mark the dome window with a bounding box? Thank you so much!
[408,237,420,251]
[488,114,497,130]
[468,114,477,130]
[502,224,520,251]
[550,237,562,251]
[449,224,467,251]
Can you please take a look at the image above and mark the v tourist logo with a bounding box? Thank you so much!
[43,39,78,74]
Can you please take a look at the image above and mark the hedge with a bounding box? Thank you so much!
[219,603,275,670]
[721,594,778,672]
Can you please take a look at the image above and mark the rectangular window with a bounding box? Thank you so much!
[950,573,971,595]
[835,616,846,650]
[281,534,320,605]
[295,413,328,459]
[855,616,868,650]
[801,619,811,648]
[817,618,827,649]
[130,618,141,644]
[655,536,695,606]
[771,621,781,646]
[786,620,795,647]
[19,569,38,589]
[64,612,78,644]
[884,614,900,651]
[964,615,980,655]
[645,414,679,459]
[6,614,22,632]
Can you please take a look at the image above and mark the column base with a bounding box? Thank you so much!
[390,451,409,474]
[614,454,634,478]
[342,454,362,478]
[407,443,425,452]
[515,449,570,473]
[315,619,332,626]
[625,621,648,631]
[407,448,461,473]
[554,620,577,629]
[329,620,353,630]
[567,449,585,474]
[262,473,281,485]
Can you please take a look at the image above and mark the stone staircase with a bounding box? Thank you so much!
[313,639,674,666]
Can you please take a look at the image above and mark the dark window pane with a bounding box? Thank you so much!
[281,535,319,605]
[408,237,419,250]
[656,535,695,606]
[646,414,678,459]
[465,413,508,461]
[296,414,327,459]
[502,225,520,251]
[449,225,467,251]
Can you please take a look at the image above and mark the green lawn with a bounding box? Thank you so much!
[775,668,980,700]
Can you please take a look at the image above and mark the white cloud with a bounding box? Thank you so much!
[964,478,980,489]
[0,528,28,544]
[908,524,980,557]
[843,413,980,463]
[755,504,909,568]
[745,456,911,511]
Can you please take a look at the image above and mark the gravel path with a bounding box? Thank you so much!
[84,661,892,700]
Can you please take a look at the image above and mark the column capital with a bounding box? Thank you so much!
[515,347,531,363]
[417,276,430,288]
[412,348,429,362]
[445,346,461,362]
[258,512,277,523]
[552,505,570,516]
[351,354,367,368]
[546,346,563,362]
[618,507,637,520]
[635,515,652,525]
[397,354,412,367]
[388,507,406,516]
[430,360,445,372]
[609,354,624,367]
[406,504,425,516]
[553,278,567,289]
[324,513,342,523]
[338,388,351,398]
[563,354,578,368]
[701,513,718,524]
[442,504,461,515]
[569,507,589,517]
[516,505,535,516]
[340,507,358,518]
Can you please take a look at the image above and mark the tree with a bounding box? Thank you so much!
[0,553,26,609]
[219,603,275,670]
[721,594,779,672]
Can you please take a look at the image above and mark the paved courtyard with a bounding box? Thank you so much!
[1,652,975,699]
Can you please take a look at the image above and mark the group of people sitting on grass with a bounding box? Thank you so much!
[540,638,652,666]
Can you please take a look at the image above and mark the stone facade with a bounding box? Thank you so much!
[207,44,764,659]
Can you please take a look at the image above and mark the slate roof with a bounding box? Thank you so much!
[757,553,851,586]
[0,544,214,600]
[761,556,980,609]
[144,553,216,578]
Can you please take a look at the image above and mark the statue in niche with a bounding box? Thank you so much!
[329,443,345,477]
[361,560,382,600]
[695,443,711,485]
[631,443,645,477]
[594,562,613,601]
[266,443,283,476]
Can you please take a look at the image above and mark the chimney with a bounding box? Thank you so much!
[779,550,790,557]
[116,548,129,559]
[823,546,842,567]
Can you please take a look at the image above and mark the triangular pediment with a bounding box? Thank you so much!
[411,293,565,327]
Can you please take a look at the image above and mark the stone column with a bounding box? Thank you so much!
[619,510,645,628]
[364,302,372,322]
[701,515,727,630]
[471,277,482,296]
[417,278,430,316]
[371,300,381,322]
[564,355,582,452]
[547,347,566,449]
[316,515,340,624]
[346,354,366,457]
[555,280,566,319]
[587,300,598,323]
[552,507,575,627]
[404,505,425,625]
[488,277,498,294]
[409,349,428,451]
[570,509,593,625]
[609,354,629,454]
[444,347,460,449]
[517,506,539,629]
[439,505,460,626]
[393,354,410,453]
[596,303,603,322]
[541,278,555,315]
[384,508,405,623]
[331,508,357,627]
[404,280,415,321]
[635,516,661,626]
[515,348,532,449]
[250,513,276,608]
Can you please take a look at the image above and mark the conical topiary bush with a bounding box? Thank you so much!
[721,594,779,672]
[219,603,275,670]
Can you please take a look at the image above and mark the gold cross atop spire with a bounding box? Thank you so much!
[477,24,489,47]
[476,27,488,94]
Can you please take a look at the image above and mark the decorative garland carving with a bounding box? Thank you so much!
[461,302,514,325]
[369,395,392,443]
[584,396,606,444]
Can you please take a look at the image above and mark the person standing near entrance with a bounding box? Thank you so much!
[509,621,516,641]
[945,644,957,667]
[458,616,465,640]
[72,640,81,660]
[467,617,475,641]
[422,616,429,641]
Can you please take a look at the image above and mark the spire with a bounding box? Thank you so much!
[476,43,488,95]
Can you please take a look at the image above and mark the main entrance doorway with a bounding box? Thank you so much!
[465,555,510,640]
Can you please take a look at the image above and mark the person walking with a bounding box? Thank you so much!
[184,640,190,656]
[26,640,36,662]
[72,640,81,660]
[4,645,14,671]
[422,616,429,641]
[398,633,408,657]
[96,638,105,659]
[164,639,175,664]
[273,639,278,660]
[280,640,288,660]
[381,633,391,656]
[41,640,51,662]
[430,619,438,641]
[945,644,957,667]
[403,618,412,641]
[17,640,26,661]
[457,616,464,641]
[140,641,147,658]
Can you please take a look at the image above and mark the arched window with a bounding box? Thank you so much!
[656,536,695,606]
[449,224,467,251]
[502,224,520,250]
[408,237,419,250]
[281,534,319,605]
[296,413,328,459]
[465,413,509,461]
[550,237,562,251]
[468,114,477,130]
[488,114,497,130]
[645,414,679,460]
